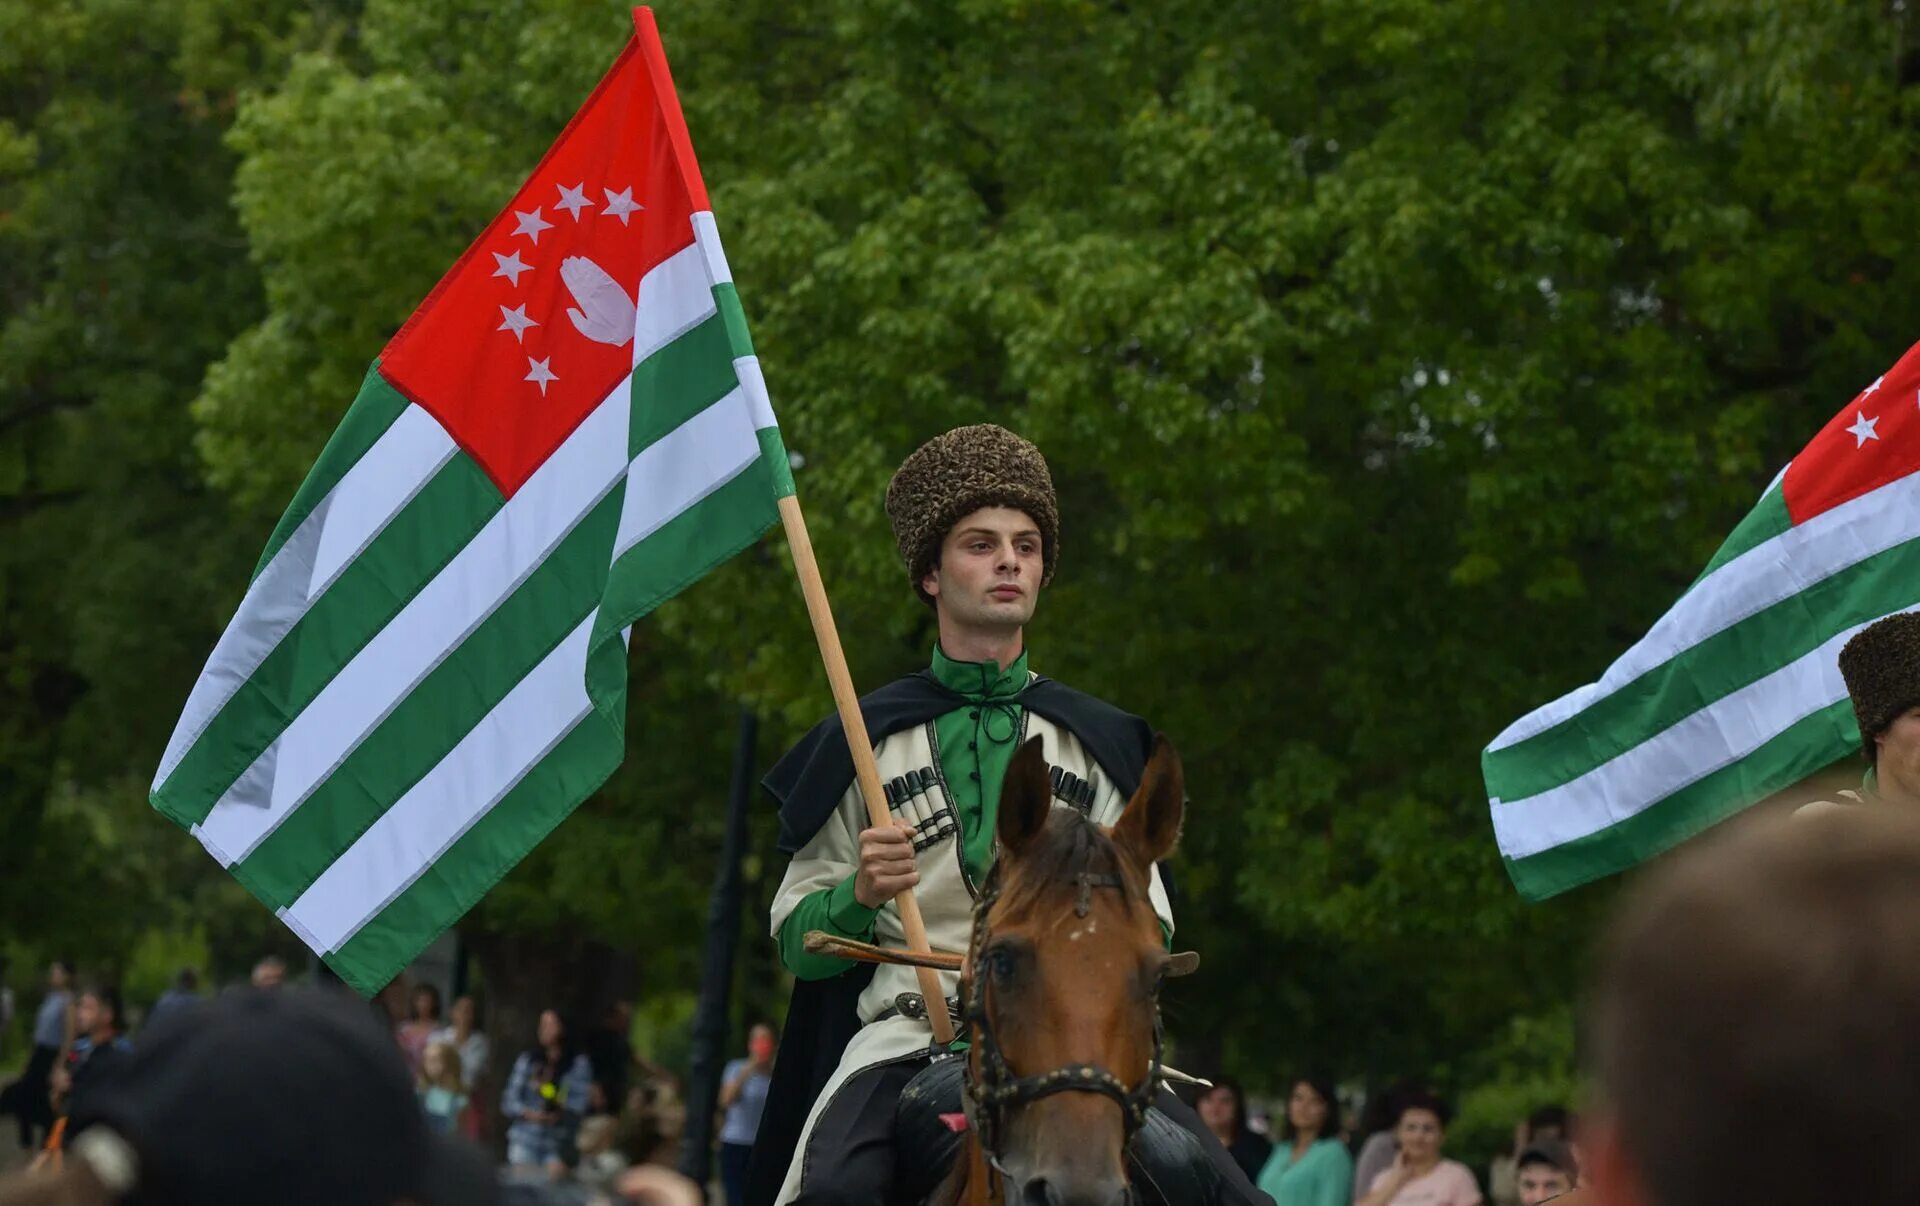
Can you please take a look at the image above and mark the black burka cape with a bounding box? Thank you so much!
[742,672,1155,1206]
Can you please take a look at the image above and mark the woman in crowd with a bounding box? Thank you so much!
[500,1008,593,1177]
[395,983,441,1076]
[1196,1078,1273,1184]
[427,994,488,1090]
[1356,1092,1481,1206]
[1258,1074,1354,1206]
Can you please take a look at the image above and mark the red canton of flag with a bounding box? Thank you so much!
[1783,341,1920,525]
[381,30,706,498]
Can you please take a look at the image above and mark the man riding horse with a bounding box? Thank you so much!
[744,425,1270,1205]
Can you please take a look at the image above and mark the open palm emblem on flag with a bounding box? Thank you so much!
[560,256,637,347]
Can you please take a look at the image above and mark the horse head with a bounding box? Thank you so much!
[960,735,1185,1206]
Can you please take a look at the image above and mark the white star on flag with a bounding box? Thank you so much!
[555,182,593,220]
[496,303,538,343]
[1864,375,1884,398]
[601,186,643,225]
[524,355,557,395]
[1847,410,1881,447]
[511,207,555,245]
[491,250,532,286]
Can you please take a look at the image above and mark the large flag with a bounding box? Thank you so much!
[151,9,792,994]
[1485,342,1920,900]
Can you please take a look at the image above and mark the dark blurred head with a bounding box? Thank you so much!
[172,968,199,993]
[1281,1074,1340,1142]
[449,994,477,1030]
[250,956,285,990]
[410,983,441,1024]
[1587,810,1920,1205]
[49,961,72,991]
[747,1023,777,1062]
[61,987,496,1204]
[536,1009,565,1051]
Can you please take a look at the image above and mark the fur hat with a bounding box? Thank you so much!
[885,424,1059,603]
[1839,612,1920,760]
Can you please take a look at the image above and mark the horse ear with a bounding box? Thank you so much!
[1111,735,1184,870]
[997,737,1053,858]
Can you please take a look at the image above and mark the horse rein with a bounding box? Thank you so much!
[961,861,1167,1174]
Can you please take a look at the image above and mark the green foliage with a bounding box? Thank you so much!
[9,0,1920,1098]
[122,924,212,1014]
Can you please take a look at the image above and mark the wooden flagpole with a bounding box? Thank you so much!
[776,494,957,1043]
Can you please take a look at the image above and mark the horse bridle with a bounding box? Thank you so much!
[962,860,1166,1168]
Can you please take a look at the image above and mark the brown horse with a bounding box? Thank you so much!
[934,735,1187,1206]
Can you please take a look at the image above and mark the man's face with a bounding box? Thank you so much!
[1518,1162,1573,1205]
[921,507,1042,633]
[1877,706,1920,800]
[252,960,284,990]
[75,992,105,1036]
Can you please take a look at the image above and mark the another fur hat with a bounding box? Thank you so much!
[1839,612,1920,760]
[885,424,1059,603]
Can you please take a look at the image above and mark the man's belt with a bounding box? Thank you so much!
[872,992,963,1025]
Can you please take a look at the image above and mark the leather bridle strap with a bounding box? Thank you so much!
[963,864,1166,1166]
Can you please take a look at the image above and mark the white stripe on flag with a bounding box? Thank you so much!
[633,241,714,366]
[733,356,777,432]
[1489,468,1920,752]
[191,376,633,867]
[1490,618,1883,859]
[610,386,764,560]
[154,406,457,790]
[691,212,732,285]
[280,611,599,955]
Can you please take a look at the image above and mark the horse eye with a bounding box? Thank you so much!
[985,945,1019,986]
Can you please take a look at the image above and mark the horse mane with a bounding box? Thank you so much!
[996,808,1147,920]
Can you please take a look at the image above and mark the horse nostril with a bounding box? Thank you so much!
[1020,1177,1061,1206]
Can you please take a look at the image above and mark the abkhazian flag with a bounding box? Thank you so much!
[1485,341,1920,901]
[151,9,793,994]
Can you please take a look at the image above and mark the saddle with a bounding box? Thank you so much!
[892,1054,1229,1205]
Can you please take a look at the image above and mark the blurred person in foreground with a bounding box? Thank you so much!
[1354,1092,1480,1206]
[1257,1074,1353,1206]
[1513,1141,1575,1206]
[1571,807,1920,1205]
[1488,1107,1570,1206]
[1198,1079,1274,1184]
[0,987,497,1205]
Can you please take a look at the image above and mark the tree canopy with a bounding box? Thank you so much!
[7,0,1919,1146]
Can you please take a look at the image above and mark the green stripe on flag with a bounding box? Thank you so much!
[628,306,740,457]
[714,282,754,359]
[253,364,413,580]
[1502,698,1856,900]
[1684,480,1791,595]
[590,459,780,717]
[153,454,503,827]
[759,425,795,499]
[323,696,626,995]
[231,488,626,909]
[1483,531,1920,804]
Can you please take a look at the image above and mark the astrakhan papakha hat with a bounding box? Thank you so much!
[1839,611,1920,761]
[885,424,1059,604]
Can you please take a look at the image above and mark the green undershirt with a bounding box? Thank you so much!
[778,647,1029,979]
